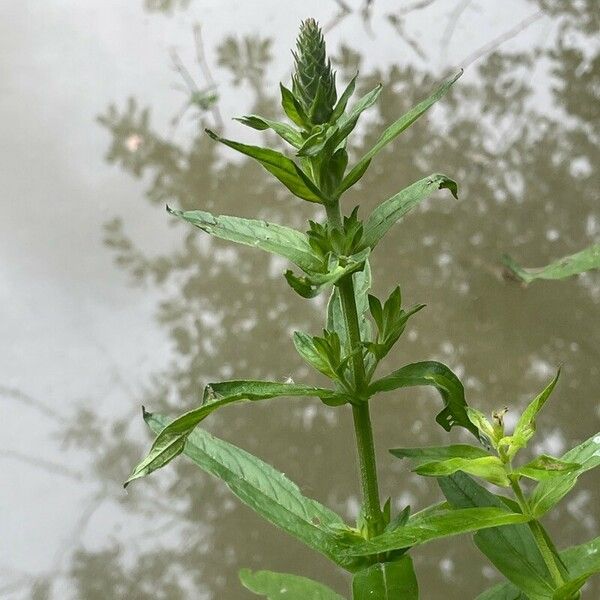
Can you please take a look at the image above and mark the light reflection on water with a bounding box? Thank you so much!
[1,1,598,598]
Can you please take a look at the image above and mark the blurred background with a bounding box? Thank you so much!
[1,0,598,598]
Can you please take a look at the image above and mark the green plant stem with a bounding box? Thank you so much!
[325,201,383,539]
[509,478,565,587]
[338,276,368,394]
[350,399,383,537]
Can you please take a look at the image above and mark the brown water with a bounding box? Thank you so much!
[1,1,599,598]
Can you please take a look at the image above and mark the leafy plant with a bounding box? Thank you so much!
[393,372,600,598]
[125,19,599,598]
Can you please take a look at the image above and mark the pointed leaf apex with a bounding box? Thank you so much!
[166,205,183,219]
[204,128,218,141]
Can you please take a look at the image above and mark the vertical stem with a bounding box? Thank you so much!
[351,400,383,537]
[338,276,367,393]
[325,201,383,538]
[509,478,565,587]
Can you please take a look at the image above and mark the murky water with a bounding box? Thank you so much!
[2,1,599,598]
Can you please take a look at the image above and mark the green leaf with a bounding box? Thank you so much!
[126,382,341,485]
[552,536,600,599]
[552,577,588,599]
[284,248,370,299]
[415,456,510,487]
[369,361,480,437]
[320,148,349,195]
[296,126,336,157]
[439,472,557,598]
[361,174,458,249]
[234,115,303,147]
[513,455,580,482]
[330,73,357,123]
[342,507,529,557]
[509,371,560,459]
[390,444,491,466]
[476,536,600,600]
[502,243,600,284]
[337,83,383,132]
[205,129,327,203]
[280,83,309,128]
[339,70,462,193]
[299,83,382,160]
[365,286,425,362]
[239,569,346,599]
[144,412,357,568]
[352,557,418,600]
[467,408,498,445]
[339,159,372,195]
[385,505,411,533]
[529,432,600,516]
[293,331,340,381]
[168,207,321,274]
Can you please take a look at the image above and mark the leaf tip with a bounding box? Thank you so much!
[166,204,181,217]
[440,176,459,200]
[204,128,218,141]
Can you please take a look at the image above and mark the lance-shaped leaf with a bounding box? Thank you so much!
[299,83,383,159]
[508,371,560,459]
[551,536,600,599]
[361,174,458,249]
[352,556,418,600]
[439,472,559,598]
[502,243,600,284]
[320,148,349,195]
[144,412,357,568]
[369,361,480,437]
[297,125,338,158]
[339,83,382,129]
[366,287,425,362]
[168,207,322,274]
[467,408,498,445]
[234,115,303,148]
[285,248,370,298]
[342,507,529,557]
[126,381,341,486]
[330,73,357,123]
[415,456,510,487]
[293,330,344,382]
[239,569,346,600]
[529,432,600,516]
[280,83,309,129]
[390,444,491,466]
[512,455,580,482]
[338,70,462,193]
[205,129,327,203]
[476,536,600,600]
